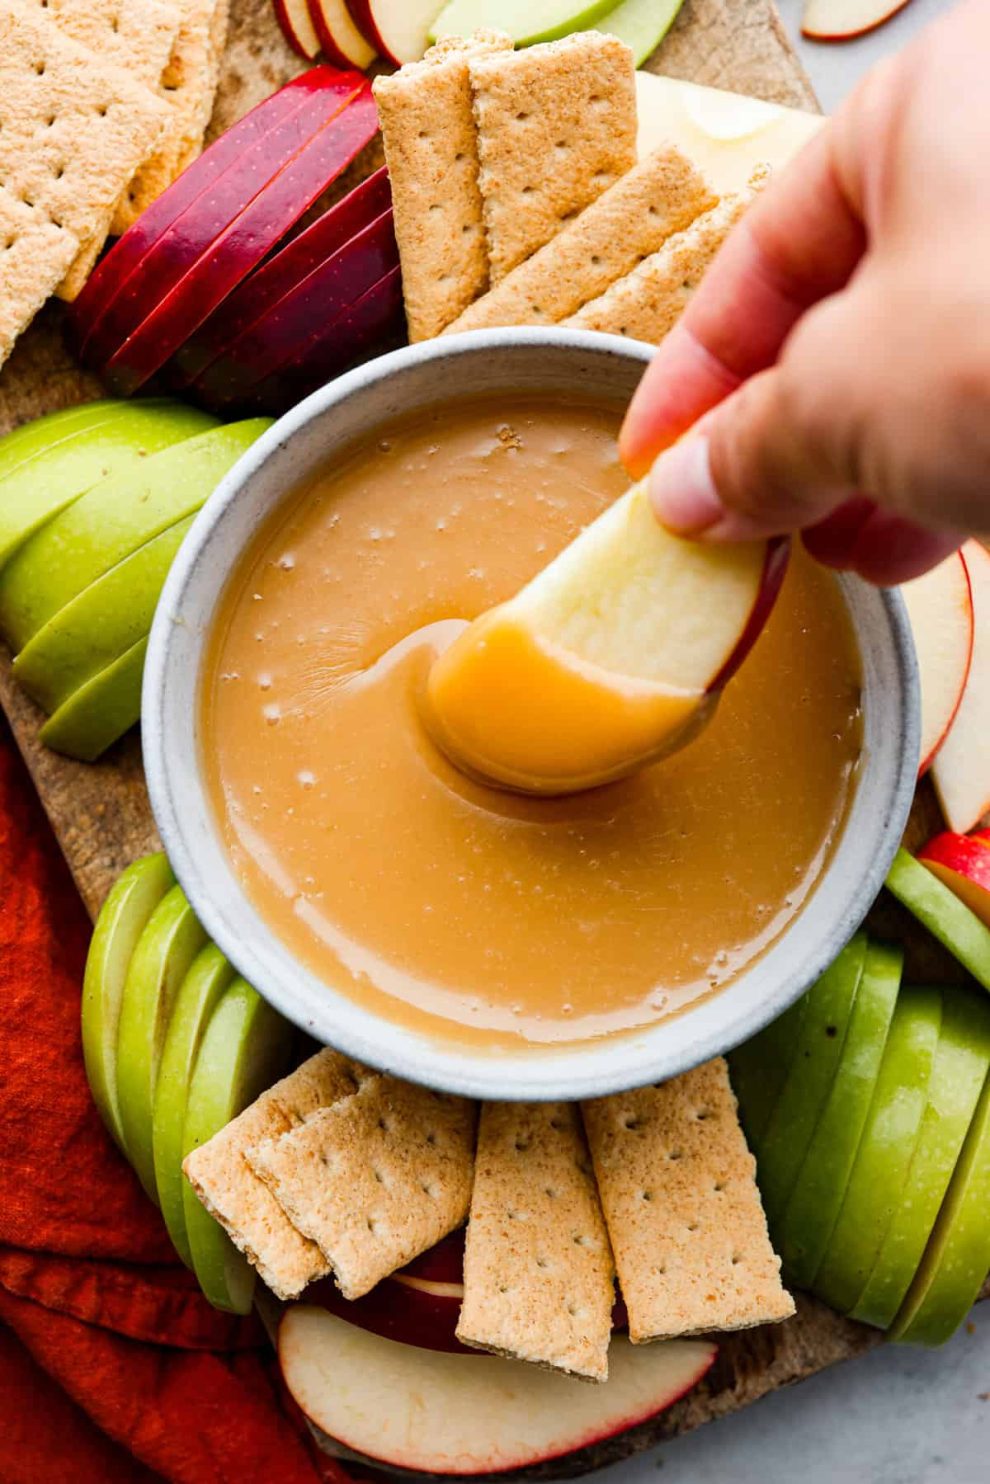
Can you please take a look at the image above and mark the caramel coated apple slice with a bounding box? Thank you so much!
[427,480,788,795]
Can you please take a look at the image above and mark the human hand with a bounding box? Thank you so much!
[619,0,990,585]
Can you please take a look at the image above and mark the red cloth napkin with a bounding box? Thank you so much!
[0,718,349,1483]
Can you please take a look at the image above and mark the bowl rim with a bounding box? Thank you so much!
[143,326,920,1101]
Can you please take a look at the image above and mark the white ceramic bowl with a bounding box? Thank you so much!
[143,328,919,1102]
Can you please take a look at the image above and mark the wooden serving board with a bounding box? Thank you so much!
[1,0,981,1470]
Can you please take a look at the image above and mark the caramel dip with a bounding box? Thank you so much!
[203,395,863,1049]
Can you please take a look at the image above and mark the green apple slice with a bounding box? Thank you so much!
[430,0,618,47]
[814,984,943,1315]
[0,402,215,573]
[153,944,236,1267]
[593,0,684,65]
[886,847,990,992]
[854,987,990,1329]
[889,1066,990,1346]
[0,401,124,483]
[0,419,271,652]
[39,637,148,762]
[749,932,868,1228]
[728,993,809,1147]
[774,939,903,1290]
[182,979,294,1313]
[81,852,176,1148]
[115,885,209,1200]
[12,517,194,714]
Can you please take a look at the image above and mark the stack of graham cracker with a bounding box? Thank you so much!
[186,1052,794,1382]
[0,0,228,366]
[373,29,762,350]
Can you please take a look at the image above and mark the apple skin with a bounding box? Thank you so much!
[76,71,368,374]
[104,86,379,396]
[708,535,789,692]
[931,541,990,834]
[173,164,391,388]
[279,1306,717,1476]
[885,847,990,994]
[187,207,398,411]
[81,852,175,1150]
[900,550,974,776]
[307,0,376,68]
[595,0,685,66]
[70,72,360,365]
[39,636,149,762]
[430,0,619,49]
[802,0,914,43]
[272,0,322,57]
[349,0,439,63]
[917,832,990,928]
[308,1272,472,1355]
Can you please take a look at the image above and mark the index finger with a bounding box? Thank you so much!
[619,124,867,478]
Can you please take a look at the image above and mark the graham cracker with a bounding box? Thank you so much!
[0,0,170,300]
[445,147,715,334]
[35,0,181,87]
[182,1049,375,1302]
[373,30,512,342]
[565,190,752,343]
[469,32,637,284]
[457,1102,614,1382]
[111,0,227,235]
[582,1059,793,1342]
[0,184,79,369]
[248,1077,477,1300]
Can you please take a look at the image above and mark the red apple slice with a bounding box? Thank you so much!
[802,0,913,42]
[212,262,405,417]
[187,207,398,408]
[428,482,788,795]
[273,0,322,57]
[174,165,392,388]
[399,1228,465,1284]
[71,71,364,367]
[279,1307,716,1474]
[901,551,974,776]
[307,1273,471,1354]
[917,833,990,928]
[308,0,376,68]
[348,0,437,64]
[103,86,379,396]
[932,542,990,833]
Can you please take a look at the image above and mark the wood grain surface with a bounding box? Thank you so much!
[0,0,980,1466]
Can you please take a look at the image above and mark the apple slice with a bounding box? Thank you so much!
[728,995,810,1148]
[153,944,236,1267]
[71,71,366,366]
[747,933,870,1230]
[0,401,128,485]
[0,402,215,573]
[308,0,376,68]
[182,979,294,1313]
[813,984,942,1316]
[39,637,149,762]
[917,832,990,929]
[188,208,398,411]
[349,0,440,63]
[273,0,322,57]
[853,987,990,1330]
[885,848,990,993]
[115,885,209,1200]
[932,542,990,833]
[175,165,391,388]
[104,86,379,396]
[802,0,913,43]
[593,0,684,66]
[279,1308,716,1474]
[900,552,974,776]
[776,939,902,1290]
[81,853,176,1150]
[430,0,619,49]
[890,1064,990,1346]
[0,421,261,654]
[427,480,788,795]
[307,1272,471,1354]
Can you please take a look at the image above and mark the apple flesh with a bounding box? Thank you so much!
[350,0,440,63]
[900,551,974,776]
[427,479,788,795]
[802,0,913,43]
[279,1307,716,1475]
[307,0,376,68]
[40,637,149,762]
[81,853,176,1150]
[307,1271,471,1355]
[430,0,619,49]
[273,0,322,57]
[932,542,990,833]
[104,86,379,396]
[917,832,990,929]
[885,848,990,993]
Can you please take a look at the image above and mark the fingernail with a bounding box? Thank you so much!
[648,436,724,535]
